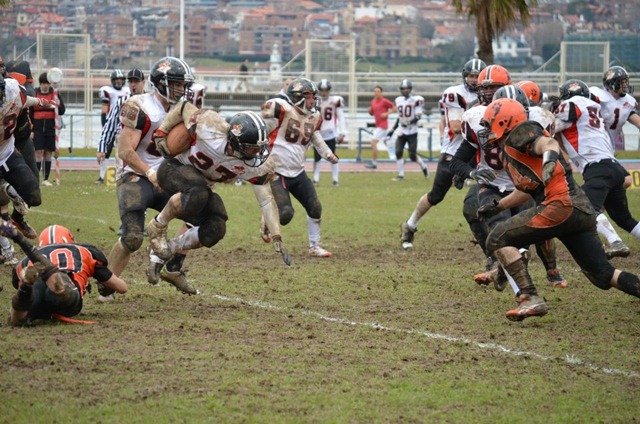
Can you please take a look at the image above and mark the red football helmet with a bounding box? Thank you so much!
[480,98,528,145]
[38,225,75,246]
[477,65,512,104]
[516,80,542,105]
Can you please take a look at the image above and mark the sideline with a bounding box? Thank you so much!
[212,293,640,380]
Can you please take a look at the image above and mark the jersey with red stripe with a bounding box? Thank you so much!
[174,109,275,185]
[119,92,168,174]
[13,243,112,297]
[461,104,513,192]
[394,94,424,136]
[441,83,477,155]
[589,86,637,149]
[0,78,28,164]
[554,95,613,173]
[99,85,130,113]
[319,95,346,141]
[261,98,327,178]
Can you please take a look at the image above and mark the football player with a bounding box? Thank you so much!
[107,57,198,296]
[399,59,486,250]
[0,74,53,240]
[477,98,640,321]
[96,69,130,184]
[146,102,291,266]
[388,80,429,181]
[97,68,146,182]
[2,223,127,326]
[260,78,338,257]
[589,66,639,152]
[555,79,640,259]
[313,79,346,187]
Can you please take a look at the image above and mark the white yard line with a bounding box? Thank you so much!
[31,209,109,226]
[212,293,640,379]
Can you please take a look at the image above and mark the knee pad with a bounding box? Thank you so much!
[306,198,322,220]
[279,206,295,225]
[582,267,615,290]
[198,218,226,248]
[120,233,144,253]
[182,185,210,217]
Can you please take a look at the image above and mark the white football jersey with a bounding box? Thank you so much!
[441,83,477,155]
[554,95,614,173]
[528,106,556,135]
[174,110,275,185]
[0,78,26,165]
[589,86,638,148]
[261,98,331,178]
[119,92,169,175]
[394,94,424,135]
[99,85,130,112]
[318,95,346,141]
[461,104,513,192]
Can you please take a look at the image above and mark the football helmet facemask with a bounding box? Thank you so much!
[228,111,270,167]
[462,59,487,92]
[477,65,512,104]
[286,78,319,115]
[603,66,633,95]
[480,98,528,146]
[559,79,590,101]
[111,69,126,90]
[318,79,331,100]
[493,85,530,111]
[150,57,195,105]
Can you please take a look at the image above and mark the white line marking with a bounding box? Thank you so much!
[212,294,640,379]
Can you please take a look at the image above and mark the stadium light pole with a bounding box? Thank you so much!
[179,0,185,60]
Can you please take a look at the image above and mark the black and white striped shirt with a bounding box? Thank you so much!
[97,94,130,154]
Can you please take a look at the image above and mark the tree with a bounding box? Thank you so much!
[453,0,537,65]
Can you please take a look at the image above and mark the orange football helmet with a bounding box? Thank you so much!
[477,65,512,104]
[480,98,528,144]
[516,80,542,105]
[38,225,75,247]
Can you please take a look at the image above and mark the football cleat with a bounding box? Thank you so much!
[41,180,53,187]
[332,180,339,187]
[422,167,429,179]
[160,269,199,295]
[392,175,404,182]
[365,162,377,169]
[309,245,333,257]
[474,258,499,286]
[10,218,37,239]
[400,222,416,250]
[605,240,631,259]
[505,294,548,321]
[146,217,171,260]
[147,261,163,285]
[546,268,568,288]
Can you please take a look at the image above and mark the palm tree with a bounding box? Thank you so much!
[0,0,12,7]
[453,0,537,65]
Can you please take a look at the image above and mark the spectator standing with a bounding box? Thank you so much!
[366,85,396,169]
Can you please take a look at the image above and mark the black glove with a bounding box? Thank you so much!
[542,150,559,185]
[470,168,497,185]
[452,174,465,190]
[387,131,394,138]
[477,199,504,218]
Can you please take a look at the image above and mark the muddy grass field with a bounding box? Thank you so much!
[1,170,639,423]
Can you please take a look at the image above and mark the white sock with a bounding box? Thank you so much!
[331,163,339,182]
[99,160,107,179]
[397,159,405,176]
[406,213,421,230]
[307,215,321,247]
[502,265,520,295]
[596,213,622,244]
[167,227,202,252]
[631,222,640,240]
[313,161,320,183]
[415,155,426,169]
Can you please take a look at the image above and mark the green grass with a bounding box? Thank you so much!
[1,170,639,423]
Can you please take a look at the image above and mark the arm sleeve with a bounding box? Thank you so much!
[449,141,478,179]
[57,93,65,116]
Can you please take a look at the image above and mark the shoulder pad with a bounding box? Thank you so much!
[505,121,545,153]
[119,98,147,130]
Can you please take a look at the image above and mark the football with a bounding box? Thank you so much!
[165,123,193,155]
